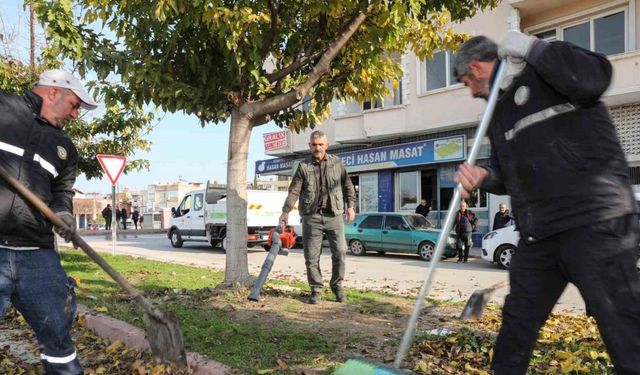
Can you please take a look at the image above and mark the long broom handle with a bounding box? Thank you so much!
[393,60,507,368]
[0,165,164,319]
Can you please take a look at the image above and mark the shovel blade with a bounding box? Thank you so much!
[459,290,490,320]
[460,280,509,320]
[143,310,188,368]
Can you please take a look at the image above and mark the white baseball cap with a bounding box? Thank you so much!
[37,69,98,110]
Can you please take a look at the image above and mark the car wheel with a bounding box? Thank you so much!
[170,230,183,248]
[210,239,219,248]
[418,241,435,261]
[349,239,366,256]
[496,245,515,269]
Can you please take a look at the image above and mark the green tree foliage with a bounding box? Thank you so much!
[0,27,154,179]
[33,0,497,284]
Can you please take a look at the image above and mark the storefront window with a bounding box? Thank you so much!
[439,187,453,211]
[399,171,418,210]
[467,188,488,209]
[360,173,378,212]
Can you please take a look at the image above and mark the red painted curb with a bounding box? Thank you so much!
[78,306,230,374]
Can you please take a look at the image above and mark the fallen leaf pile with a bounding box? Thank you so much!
[0,308,192,375]
[408,309,615,374]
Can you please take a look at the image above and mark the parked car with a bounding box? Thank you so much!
[482,225,519,269]
[482,193,640,270]
[344,212,457,261]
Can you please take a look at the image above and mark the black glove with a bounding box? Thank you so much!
[55,211,76,242]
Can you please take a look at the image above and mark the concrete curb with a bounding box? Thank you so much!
[78,306,230,374]
[78,228,167,236]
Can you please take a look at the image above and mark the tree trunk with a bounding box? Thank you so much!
[224,109,253,285]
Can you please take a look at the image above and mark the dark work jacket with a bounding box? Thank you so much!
[493,211,513,230]
[480,40,638,243]
[0,90,78,248]
[102,207,112,219]
[415,204,430,217]
[283,154,356,216]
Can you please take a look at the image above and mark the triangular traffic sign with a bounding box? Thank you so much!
[97,154,127,186]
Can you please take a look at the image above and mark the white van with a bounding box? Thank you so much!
[167,182,300,251]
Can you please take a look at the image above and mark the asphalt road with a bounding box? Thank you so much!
[80,233,585,313]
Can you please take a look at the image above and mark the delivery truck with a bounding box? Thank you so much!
[167,181,300,251]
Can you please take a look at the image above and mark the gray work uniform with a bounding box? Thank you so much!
[282,154,356,292]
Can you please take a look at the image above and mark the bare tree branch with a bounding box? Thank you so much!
[260,0,278,60]
[266,14,326,83]
[265,50,323,83]
[242,9,369,120]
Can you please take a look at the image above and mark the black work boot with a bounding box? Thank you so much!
[307,291,321,304]
[333,288,346,303]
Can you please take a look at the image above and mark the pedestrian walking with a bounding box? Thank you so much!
[415,199,431,218]
[453,31,640,374]
[0,69,97,374]
[131,209,140,230]
[454,200,476,263]
[115,205,121,228]
[492,203,513,230]
[120,207,128,230]
[101,204,112,230]
[280,130,356,304]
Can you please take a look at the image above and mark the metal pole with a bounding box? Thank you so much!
[393,60,507,368]
[112,184,116,256]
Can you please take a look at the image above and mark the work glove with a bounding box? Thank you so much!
[498,30,537,60]
[497,31,537,90]
[55,211,76,242]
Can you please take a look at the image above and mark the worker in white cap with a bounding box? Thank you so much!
[0,69,98,374]
[33,69,98,128]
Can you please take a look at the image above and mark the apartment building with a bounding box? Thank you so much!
[145,181,207,211]
[255,0,640,239]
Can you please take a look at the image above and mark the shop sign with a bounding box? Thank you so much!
[255,157,295,174]
[336,135,465,172]
[263,130,288,151]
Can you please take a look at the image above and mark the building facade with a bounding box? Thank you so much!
[254,0,640,241]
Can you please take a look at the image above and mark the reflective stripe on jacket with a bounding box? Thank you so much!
[0,90,78,248]
[480,40,638,242]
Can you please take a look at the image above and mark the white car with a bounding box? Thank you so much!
[481,225,519,269]
[482,193,640,270]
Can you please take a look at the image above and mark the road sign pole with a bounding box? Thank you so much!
[97,154,127,257]
[112,184,116,256]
